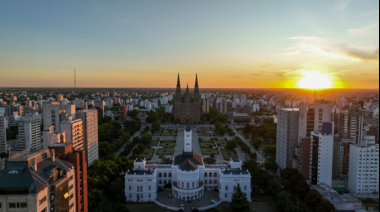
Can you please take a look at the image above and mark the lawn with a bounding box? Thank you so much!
[150,139,160,147]
[216,141,227,147]
[200,143,215,148]
[221,148,237,160]
[156,148,174,155]
[128,203,174,212]
[215,202,275,212]
[139,148,155,160]
[160,143,176,148]
[161,140,176,143]
[201,148,219,155]
[200,140,214,143]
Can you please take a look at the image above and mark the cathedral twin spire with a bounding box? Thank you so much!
[176,73,199,95]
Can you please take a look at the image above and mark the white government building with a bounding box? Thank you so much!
[124,126,251,202]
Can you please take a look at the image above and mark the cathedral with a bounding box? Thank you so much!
[173,74,202,123]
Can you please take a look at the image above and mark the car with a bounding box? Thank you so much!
[168,194,173,198]
[210,199,217,204]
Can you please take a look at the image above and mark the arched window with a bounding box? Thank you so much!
[204,173,207,177]
[209,173,212,177]
[214,180,217,184]
[214,172,217,177]
[159,173,162,177]
[234,186,236,191]
[164,180,167,184]
[159,180,162,184]
[244,185,247,191]
[225,186,228,191]
[129,194,132,198]
[149,194,151,198]
[225,193,227,198]
[164,173,167,177]
[169,173,172,177]
[149,186,151,191]
[129,186,132,191]
[192,182,195,188]
[187,182,190,188]
[209,180,212,184]
[169,180,172,184]
[182,182,184,188]
[205,180,207,184]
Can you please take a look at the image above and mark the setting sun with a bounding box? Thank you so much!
[297,70,333,89]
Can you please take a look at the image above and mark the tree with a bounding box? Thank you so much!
[263,144,276,158]
[226,140,237,150]
[0,152,9,159]
[264,158,278,172]
[191,209,200,212]
[210,153,215,158]
[316,201,336,212]
[178,210,184,212]
[230,184,249,211]
[88,189,103,209]
[151,121,161,133]
[305,189,322,210]
[204,157,216,164]
[250,152,257,160]
[205,209,220,212]
[251,137,262,150]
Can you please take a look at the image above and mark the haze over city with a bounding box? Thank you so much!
[0,0,379,89]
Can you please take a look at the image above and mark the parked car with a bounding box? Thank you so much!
[210,199,217,204]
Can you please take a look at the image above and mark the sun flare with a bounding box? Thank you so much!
[297,70,333,89]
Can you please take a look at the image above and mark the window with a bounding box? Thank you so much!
[164,173,167,177]
[244,185,247,191]
[159,173,162,177]
[234,186,236,191]
[8,170,18,174]
[129,194,132,198]
[214,173,217,177]
[9,203,16,208]
[192,182,195,188]
[209,173,212,177]
[214,180,217,184]
[149,186,151,191]
[225,193,228,198]
[182,182,184,188]
[39,196,47,205]
[169,173,172,177]
[149,194,151,198]
[187,182,190,188]
[209,180,212,184]
[225,186,228,191]
[159,180,162,184]
[129,186,132,191]
[204,173,207,177]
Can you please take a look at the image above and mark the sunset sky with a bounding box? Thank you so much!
[0,0,378,89]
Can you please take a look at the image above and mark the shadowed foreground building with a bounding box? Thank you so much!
[0,149,77,212]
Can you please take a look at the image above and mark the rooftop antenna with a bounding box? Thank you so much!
[74,70,76,89]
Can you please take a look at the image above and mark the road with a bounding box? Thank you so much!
[114,130,141,156]
[231,127,266,163]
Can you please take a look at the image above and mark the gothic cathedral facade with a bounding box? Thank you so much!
[173,74,202,123]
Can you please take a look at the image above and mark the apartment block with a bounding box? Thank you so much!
[76,110,99,166]
[298,100,332,139]
[43,102,76,133]
[348,144,379,194]
[276,108,299,170]
[61,118,84,151]
[17,117,41,151]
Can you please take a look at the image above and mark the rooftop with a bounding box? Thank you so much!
[173,153,203,171]
[221,169,249,175]
[126,170,154,175]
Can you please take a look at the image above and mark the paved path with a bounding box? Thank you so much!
[114,130,141,156]
[232,127,266,163]
[192,130,202,156]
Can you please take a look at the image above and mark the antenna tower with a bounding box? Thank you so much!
[74,70,76,89]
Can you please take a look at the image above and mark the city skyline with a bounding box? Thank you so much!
[0,0,379,89]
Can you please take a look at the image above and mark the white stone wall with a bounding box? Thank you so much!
[219,172,251,202]
[125,173,157,202]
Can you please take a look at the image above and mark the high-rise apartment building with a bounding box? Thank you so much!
[49,143,88,212]
[339,107,364,144]
[17,117,41,151]
[310,123,334,186]
[119,106,128,122]
[219,100,227,114]
[202,99,210,113]
[61,118,84,151]
[298,100,332,139]
[348,144,379,194]
[0,149,76,212]
[76,110,99,166]
[94,99,105,119]
[332,138,356,178]
[43,102,76,133]
[0,116,8,154]
[276,108,299,170]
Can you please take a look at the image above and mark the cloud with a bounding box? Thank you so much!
[288,36,379,61]
[335,0,352,11]
[349,23,379,35]
[355,10,379,18]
